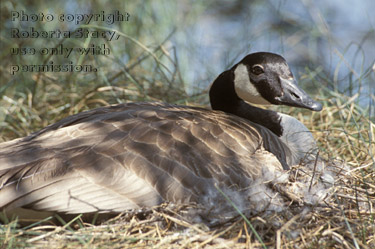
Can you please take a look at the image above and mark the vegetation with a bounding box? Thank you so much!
[1,0,374,248]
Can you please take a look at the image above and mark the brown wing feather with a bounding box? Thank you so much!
[0,102,287,214]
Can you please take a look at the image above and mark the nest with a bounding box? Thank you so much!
[2,153,373,249]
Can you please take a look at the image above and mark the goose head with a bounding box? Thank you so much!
[233,52,322,111]
[209,52,322,137]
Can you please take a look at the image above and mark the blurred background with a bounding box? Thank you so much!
[0,0,374,141]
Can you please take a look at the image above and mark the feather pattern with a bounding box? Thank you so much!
[0,102,287,214]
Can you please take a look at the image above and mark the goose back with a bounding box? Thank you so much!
[0,102,289,214]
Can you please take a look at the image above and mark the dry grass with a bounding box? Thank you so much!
[1,90,374,248]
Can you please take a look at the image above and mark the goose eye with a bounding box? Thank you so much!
[252,65,264,75]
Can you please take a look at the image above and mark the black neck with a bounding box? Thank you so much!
[209,69,283,137]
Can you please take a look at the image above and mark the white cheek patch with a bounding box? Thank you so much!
[233,64,271,105]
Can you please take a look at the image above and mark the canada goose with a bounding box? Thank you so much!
[0,52,322,218]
